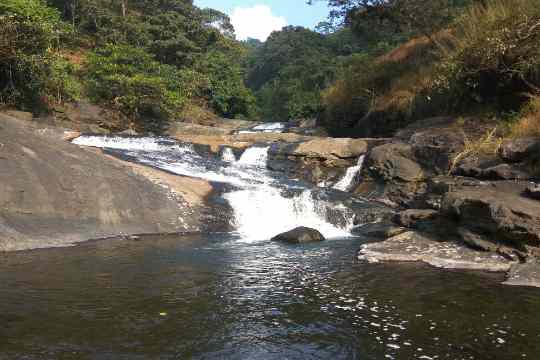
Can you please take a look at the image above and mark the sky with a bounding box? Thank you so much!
[194,0,331,41]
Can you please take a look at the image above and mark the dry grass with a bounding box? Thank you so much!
[510,96,540,138]
[449,126,502,175]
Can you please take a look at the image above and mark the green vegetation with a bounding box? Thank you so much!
[0,0,257,131]
[1,0,539,137]
[0,0,68,110]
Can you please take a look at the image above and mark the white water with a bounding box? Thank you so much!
[237,122,286,134]
[333,155,365,192]
[73,135,352,240]
[221,147,236,162]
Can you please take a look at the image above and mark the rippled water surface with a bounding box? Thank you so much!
[1,234,540,360]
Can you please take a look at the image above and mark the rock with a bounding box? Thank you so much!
[168,122,233,137]
[409,128,465,174]
[358,231,515,272]
[270,138,368,160]
[442,181,540,248]
[352,221,406,239]
[271,227,326,244]
[0,113,216,251]
[525,184,540,200]
[393,209,439,228]
[3,110,33,122]
[62,130,82,142]
[366,143,424,182]
[499,137,540,163]
[482,163,531,180]
[504,261,540,287]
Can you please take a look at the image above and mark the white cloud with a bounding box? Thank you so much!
[230,5,287,41]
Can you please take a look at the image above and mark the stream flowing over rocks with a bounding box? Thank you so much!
[72,134,380,240]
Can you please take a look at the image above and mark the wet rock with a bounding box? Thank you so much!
[525,184,540,200]
[504,261,540,287]
[393,209,439,228]
[358,231,515,272]
[352,221,406,239]
[499,138,540,163]
[271,227,325,244]
[366,143,424,182]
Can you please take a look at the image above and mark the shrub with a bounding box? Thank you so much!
[437,0,540,110]
[0,0,67,110]
[86,45,191,132]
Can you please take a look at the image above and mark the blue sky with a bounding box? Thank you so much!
[194,0,330,41]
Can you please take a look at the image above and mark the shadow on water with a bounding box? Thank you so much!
[1,234,539,360]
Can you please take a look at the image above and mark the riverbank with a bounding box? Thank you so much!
[0,112,222,251]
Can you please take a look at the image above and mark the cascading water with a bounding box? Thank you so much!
[221,147,236,162]
[333,155,365,192]
[72,135,353,240]
[236,122,287,134]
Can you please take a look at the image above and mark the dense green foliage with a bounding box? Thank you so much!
[1,0,257,130]
[0,0,69,110]
[245,26,362,121]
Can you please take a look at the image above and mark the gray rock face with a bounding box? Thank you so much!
[499,138,540,163]
[271,227,325,244]
[409,128,465,174]
[393,209,439,228]
[366,143,424,182]
[442,182,540,248]
[352,221,406,239]
[0,113,214,251]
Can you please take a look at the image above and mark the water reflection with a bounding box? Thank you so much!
[0,234,539,359]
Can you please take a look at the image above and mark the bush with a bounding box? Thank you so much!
[437,0,540,110]
[0,0,67,110]
[86,45,192,132]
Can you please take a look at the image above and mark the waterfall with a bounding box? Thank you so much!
[221,147,236,162]
[333,155,365,192]
[237,146,269,167]
[73,135,353,240]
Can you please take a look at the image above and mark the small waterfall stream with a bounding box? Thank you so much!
[72,136,353,240]
[333,155,365,192]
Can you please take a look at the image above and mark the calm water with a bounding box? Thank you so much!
[1,234,539,360]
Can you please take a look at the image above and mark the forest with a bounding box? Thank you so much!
[1,0,539,136]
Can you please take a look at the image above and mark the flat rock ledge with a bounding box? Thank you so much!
[358,231,515,273]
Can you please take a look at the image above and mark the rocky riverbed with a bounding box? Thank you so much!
[2,110,540,287]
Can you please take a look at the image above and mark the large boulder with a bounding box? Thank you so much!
[0,113,217,251]
[499,137,540,163]
[442,182,540,248]
[366,143,424,182]
[271,227,325,244]
[270,138,368,160]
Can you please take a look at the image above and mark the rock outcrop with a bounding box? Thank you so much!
[0,113,218,251]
